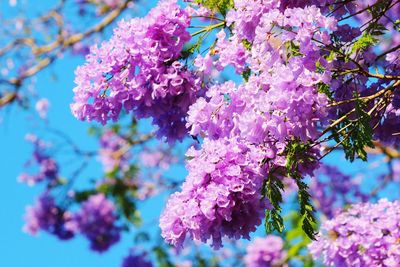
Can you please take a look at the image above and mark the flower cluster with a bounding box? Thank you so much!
[71,0,201,142]
[98,129,131,173]
[121,250,153,267]
[136,145,178,199]
[226,0,279,42]
[279,0,358,17]
[321,0,400,145]
[162,2,338,248]
[244,236,286,267]
[311,164,367,218]
[18,134,59,186]
[24,192,122,252]
[213,31,248,74]
[373,49,400,144]
[70,193,121,252]
[24,193,74,240]
[308,199,400,266]
[190,4,336,141]
[140,146,177,170]
[160,138,268,249]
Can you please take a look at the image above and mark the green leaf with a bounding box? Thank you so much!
[87,126,101,136]
[394,20,400,32]
[181,36,205,59]
[194,0,234,16]
[317,82,334,100]
[367,1,390,18]
[242,67,251,82]
[284,211,315,266]
[153,246,174,267]
[111,124,121,133]
[284,41,304,59]
[326,50,336,62]
[351,34,379,54]
[134,232,150,243]
[332,93,374,162]
[263,172,285,234]
[74,189,97,202]
[242,39,252,51]
[284,139,318,239]
[296,179,317,240]
[367,22,387,36]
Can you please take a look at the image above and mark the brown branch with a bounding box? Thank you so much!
[319,126,356,160]
[315,81,399,158]
[0,38,38,57]
[320,107,356,137]
[0,92,17,107]
[328,80,399,107]
[33,0,132,55]
[112,132,155,159]
[0,0,133,108]
[370,158,396,198]
[366,141,400,158]
[348,60,400,80]
[0,0,66,57]
[337,0,384,22]
[376,44,400,61]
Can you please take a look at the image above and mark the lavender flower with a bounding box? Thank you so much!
[309,199,400,266]
[163,4,337,249]
[98,129,131,173]
[24,193,75,240]
[311,164,367,218]
[160,138,269,249]
[244,236,286,267]
[121,250,153,267]
[71,0,201,143]
[72,193,121,252]
[18,134,59,186]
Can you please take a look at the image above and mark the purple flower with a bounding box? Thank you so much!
[160,138,269,249]
[226,0,279,42]
[121,250,153,267]
[24,193,75,240]
[214,30,248,74]
[98,129,131,173]
[71,0,201,143]
[18,134,59,186]
[72,193,121,252]
[244,236,286,267]
[311,164,367,218]
[163,4,337,249]
[309,199,400,266]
